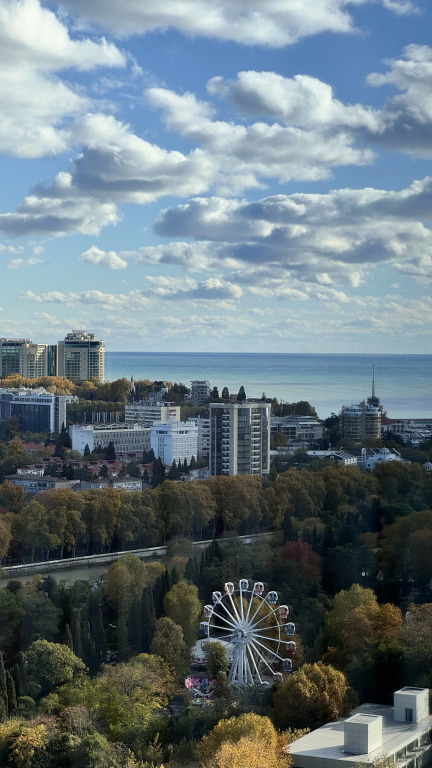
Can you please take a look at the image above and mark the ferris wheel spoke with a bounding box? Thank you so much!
[211,610,238,630]
[244,589,255,623]
[209,627,235,640]
[227,591,242,623]
[252,636,285,662]
[253,622,284,634]
[251,634,283,645]
[214,600,240,628]
[249,604,280,630]
[248,638,278,677]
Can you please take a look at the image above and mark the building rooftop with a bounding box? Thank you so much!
[290,701,432,768]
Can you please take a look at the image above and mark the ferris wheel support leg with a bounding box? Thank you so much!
[246,643,263,684]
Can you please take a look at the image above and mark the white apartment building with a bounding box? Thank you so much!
[210,401,271,476]
[70,423,151,457]
[57,331,105,383]
[191,380,211,405]
[124,401,180,427]
[150,420,198,466]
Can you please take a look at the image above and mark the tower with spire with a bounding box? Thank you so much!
[367,364,380,408]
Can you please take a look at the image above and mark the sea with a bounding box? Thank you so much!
[105,352,432,421]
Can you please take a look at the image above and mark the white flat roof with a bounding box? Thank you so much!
[290,702,432,768]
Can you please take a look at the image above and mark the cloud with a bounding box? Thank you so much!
[146,275,243,301]
[57,0,418,46]
[19,289,151,310]
[207,71,380,130]
[0,194,120,236]
[147,87,374,191]
[154,178,432,288]
[0,113,214,237]
[7,256,44,269]
[79,245,127,269]
[0,0,126,158]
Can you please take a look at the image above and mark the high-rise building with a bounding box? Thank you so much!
[57,331,105,383]
[341,369,383,442]
[191,380,211,405]
[210,401,270,476]
[341,401,381,441]
[0,339,57,379]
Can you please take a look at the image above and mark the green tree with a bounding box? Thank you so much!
[25,639,86,699]
[0,653,8,722]
[164,581,202,649]
[237,385,246,402]
[150,617,188,678]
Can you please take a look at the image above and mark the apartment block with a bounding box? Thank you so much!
[210,401,270,476]
[57,331,105,383]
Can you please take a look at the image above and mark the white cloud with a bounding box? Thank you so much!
[147,87,374,191]
[0,195,120,236]
[7,256,44,269]
[207,71,380,130]
[19,289,151,309]
[57,0,418,46]
[146,275,243,301]
[0,0,126,158]
[79,245,127,269]
[153,178,432,288]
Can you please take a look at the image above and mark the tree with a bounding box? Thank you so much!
[0,653,8,722]
[222,387,229,399]
[164,581,202,649]
[83,443,91,457]
[196,713,289,768]
[273,662,351,730]
[150,617,188,678]
[25,639,86,699]
[105,441,116,461]
[211,386,219,400]
[237,385,246,402]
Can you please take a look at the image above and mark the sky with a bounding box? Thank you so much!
[1,0,432,354]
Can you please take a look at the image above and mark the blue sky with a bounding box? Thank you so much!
[1,0,432,354]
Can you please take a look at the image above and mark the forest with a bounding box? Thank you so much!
[1,456,432,765]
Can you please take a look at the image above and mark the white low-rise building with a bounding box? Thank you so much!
[124,401,180,427]
[70,423,151,457]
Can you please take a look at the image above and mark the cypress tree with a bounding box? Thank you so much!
[170,567,180,586]
[91,603,107,668]
[6,671,17,715]
[0,653,8,722]
[282,511,294,544]
[11,664,22,700]
[141,588,156,653]
[64,623,74,652]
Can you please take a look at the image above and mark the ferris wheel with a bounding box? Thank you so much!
[199,579,296,687]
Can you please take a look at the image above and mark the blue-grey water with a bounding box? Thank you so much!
[105,352,432,420]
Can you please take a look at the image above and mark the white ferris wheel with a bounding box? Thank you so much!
[200,579,296,687]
